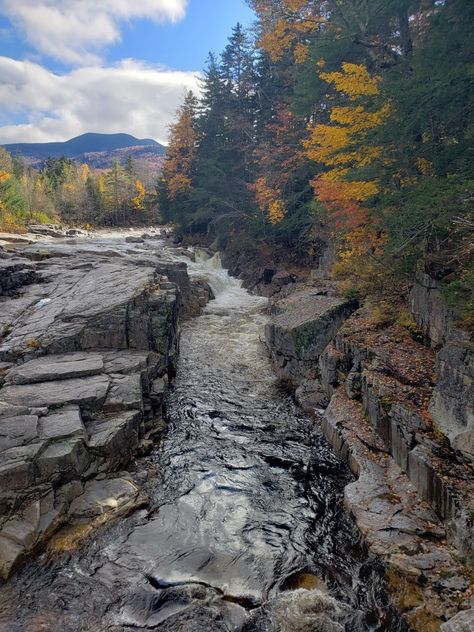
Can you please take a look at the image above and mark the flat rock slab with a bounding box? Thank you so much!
[1,374,110,410]
[102,350,154,375]
[266,290,355,363]
[0,415,38,451]
[38,406,87,441]
[6,352,104,385]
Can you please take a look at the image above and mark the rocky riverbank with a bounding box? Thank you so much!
[259,271,474,631]
[0,230,211,581]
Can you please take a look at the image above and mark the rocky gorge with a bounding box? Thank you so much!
[0,228,471,632]
[0,229,212,583]
[254,261,474,631]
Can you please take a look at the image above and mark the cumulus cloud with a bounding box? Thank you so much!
[0,57,201,145]
[0,0,188,64]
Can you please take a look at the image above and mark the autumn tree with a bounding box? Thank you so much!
[162,91,198,203]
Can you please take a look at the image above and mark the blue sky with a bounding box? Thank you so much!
[0,0,255,144]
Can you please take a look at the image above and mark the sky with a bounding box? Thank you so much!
[0,0,255,145]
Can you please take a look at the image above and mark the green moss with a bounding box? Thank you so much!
[379,397,394,413]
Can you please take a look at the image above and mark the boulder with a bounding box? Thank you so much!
[27,224,65,238]
[68,478,140,520]
[441,609,474,632]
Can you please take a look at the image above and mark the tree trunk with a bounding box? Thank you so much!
[399,8,413,57]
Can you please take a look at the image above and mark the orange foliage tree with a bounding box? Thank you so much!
[162,91,198,201]
[303,62,391,292]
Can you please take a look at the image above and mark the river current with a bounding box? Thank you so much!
[0,245,407,631]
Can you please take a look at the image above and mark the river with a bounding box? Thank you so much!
[0,245,407,631]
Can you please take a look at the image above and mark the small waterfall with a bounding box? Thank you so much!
[188,250,267,314]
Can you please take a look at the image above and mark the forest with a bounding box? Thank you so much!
[0,151,156,231]
[159,0,473,326]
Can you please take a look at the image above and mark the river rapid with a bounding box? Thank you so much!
[0,244,407,632]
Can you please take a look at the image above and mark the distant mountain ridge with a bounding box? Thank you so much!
[1,133,166,169]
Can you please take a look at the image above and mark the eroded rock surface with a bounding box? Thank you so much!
[0,233,206,580]
[265,288,474,631]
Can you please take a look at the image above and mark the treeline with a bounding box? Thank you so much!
[159,0,473,326]
[0,150,157,231]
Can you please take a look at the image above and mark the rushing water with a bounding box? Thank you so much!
[0,247,407,632]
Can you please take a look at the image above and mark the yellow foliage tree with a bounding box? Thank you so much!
[303,62,391,293]
[303,63,390,229]
[254,176,286,224]
[132,179,146,210]
[251,0,325,65]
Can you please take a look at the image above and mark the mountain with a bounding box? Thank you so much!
[1,133,166,169]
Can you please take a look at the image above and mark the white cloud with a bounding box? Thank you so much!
[0,0,188,64]
[0,57,201,145]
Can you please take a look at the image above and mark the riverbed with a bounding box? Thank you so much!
[0,239,406,631]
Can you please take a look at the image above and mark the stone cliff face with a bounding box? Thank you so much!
[0,236,210,581]
[264,279,474,631]
[410,270,474,463]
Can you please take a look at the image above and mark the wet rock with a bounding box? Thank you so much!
[0,491,67,581]
[68,478,140,520]
[150,376,167,412]
[66,229,88,237]
[243,589,346,632]
[125,236,145,244]
[0,259,37,296]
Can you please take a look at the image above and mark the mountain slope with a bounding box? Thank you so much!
[2,133,163,158]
